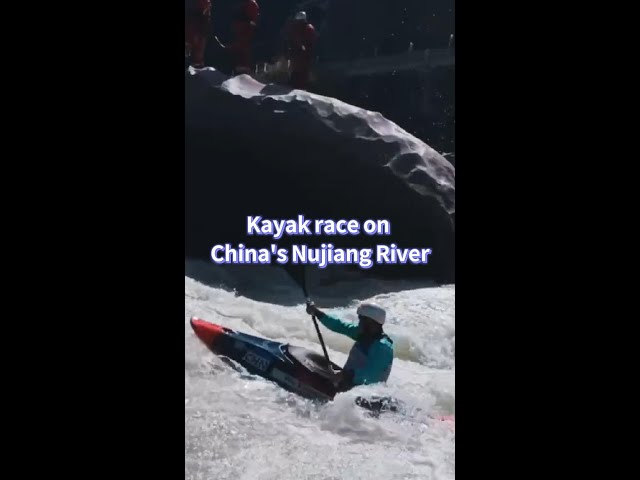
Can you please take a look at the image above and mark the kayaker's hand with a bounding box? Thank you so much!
[306,300,318,316]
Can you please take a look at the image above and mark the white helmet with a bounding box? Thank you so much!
[294,11,307,21]
[357,302,386,325]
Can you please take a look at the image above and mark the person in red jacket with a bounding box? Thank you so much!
[286,11,318,90]
[214,0,259,75]
[185,0,212,68]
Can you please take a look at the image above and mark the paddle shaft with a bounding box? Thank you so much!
[300,273,332,365]
[308,299,331,364]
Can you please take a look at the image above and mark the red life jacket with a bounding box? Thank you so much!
[185,0,211,40]
[289,21,317,68]
[230,19,256,71]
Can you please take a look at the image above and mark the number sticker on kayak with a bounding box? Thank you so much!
[242,351,270,372]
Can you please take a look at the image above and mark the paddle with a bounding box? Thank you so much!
[291,265,332,365]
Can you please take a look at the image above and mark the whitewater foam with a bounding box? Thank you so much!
[185,262,454,480]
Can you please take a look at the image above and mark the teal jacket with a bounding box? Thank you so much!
[318,313,393,386]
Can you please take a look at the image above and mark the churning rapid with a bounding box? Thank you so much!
[185,261,455,480]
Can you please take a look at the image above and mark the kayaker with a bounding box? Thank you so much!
[305,301,394,391]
